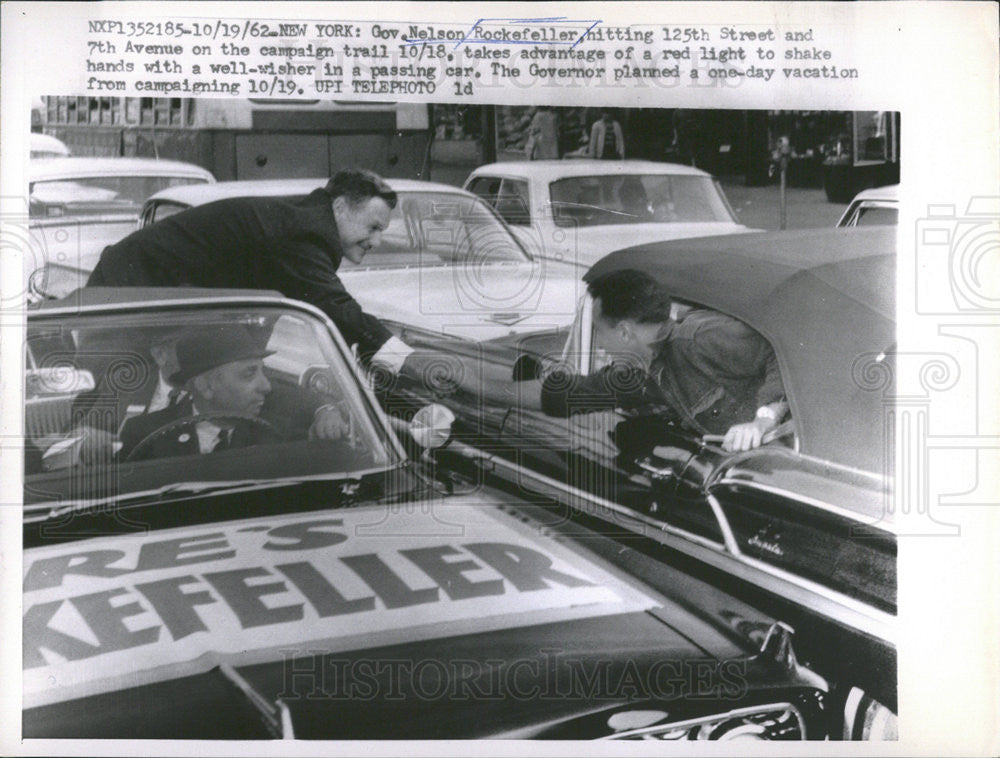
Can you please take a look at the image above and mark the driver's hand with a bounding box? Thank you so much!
[722,418,774,452]
[309,404,350,440]
[76,425,118,466]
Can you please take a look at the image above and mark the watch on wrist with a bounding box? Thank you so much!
[755,405,778,422]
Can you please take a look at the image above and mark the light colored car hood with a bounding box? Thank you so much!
[514,222,757,269]
[341,262,583,341]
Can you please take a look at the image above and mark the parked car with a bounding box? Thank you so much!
[26,157,216,299]
[22,287,836,739]
[134,178,584,341]
[464,160,755,269]
[836,184,899,227]
[384,226,898,724]
[29,132,71,158]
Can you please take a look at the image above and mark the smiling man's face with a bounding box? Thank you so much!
[333,196,393,264]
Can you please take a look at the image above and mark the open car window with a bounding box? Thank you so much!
[24,306,400,505]
[575,293,795,451]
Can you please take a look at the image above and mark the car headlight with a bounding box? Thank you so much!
[603,702,808,740]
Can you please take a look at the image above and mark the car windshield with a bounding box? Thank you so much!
[339,190,530,270]
[548,174,736,228]
[24,305,400,507]
[29,175,209,218]
[854,205,898,226]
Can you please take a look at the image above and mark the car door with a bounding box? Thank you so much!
[466,174,540,256]
[708,450,896,615]
[481,292,895,632]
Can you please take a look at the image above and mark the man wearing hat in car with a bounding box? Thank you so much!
[119,325,344,460]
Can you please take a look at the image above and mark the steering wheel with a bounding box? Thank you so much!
[125,412,284,462]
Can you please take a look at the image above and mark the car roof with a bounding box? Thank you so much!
[146,177,471,206]
[31,287,286,313]
[468,160,712,181]
[30,133,71,156]
[849,184,899,203]
[586,227,896,473]
[29,157,216,182]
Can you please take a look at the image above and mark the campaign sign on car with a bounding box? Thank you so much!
[24,502,658,707]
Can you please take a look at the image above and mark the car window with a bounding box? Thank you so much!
[24,307,398,504]
[466,176,501,206]
[495,179,531,226]
[148,200,189,225]
[339,190,529,270]
[854,205,898,226]
[29,175,209,218]
[548,174,736,228]
[579,294,794,449]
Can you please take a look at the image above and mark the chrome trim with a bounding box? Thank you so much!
[713,445,888,488]
[218,662,295,739]
[706,491,741,554]
[713,477,897,535]
[450,439,895,643]
[455,439,727,552]
[601,702,806,740]
[23,466,396,517]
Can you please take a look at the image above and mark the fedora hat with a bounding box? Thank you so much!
[170,325,275,385]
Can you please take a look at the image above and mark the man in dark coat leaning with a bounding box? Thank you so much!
[87,168,413,371]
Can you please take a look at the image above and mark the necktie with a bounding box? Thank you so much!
[167,388,184,407]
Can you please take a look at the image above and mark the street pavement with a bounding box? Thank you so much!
[719,176,846,231]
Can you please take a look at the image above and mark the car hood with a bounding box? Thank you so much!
[516,222,757,269]
[341,263,584,340]
[23,494,781,721]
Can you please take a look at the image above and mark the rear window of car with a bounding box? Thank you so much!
[549,174,736,228]
[30,176,210,218]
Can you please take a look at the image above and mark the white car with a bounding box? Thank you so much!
[26,157,216,299]
[29,132,71,159]
[464,160,755,269]
[134,178,584,341]
[30,157,216,219]
[835,184,899,227]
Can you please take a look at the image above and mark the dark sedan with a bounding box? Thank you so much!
[382,226,898,732]
[22,287,836,740]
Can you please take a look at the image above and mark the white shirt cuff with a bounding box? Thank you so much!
[370,336,414,374]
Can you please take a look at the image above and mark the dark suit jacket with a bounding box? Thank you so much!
[119,383,325,461]
[86,188,392,359]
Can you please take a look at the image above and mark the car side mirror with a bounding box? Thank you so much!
[408,403,456,449]
[512,353,543,381]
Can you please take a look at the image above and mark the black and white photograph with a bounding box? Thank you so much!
[2,2,998,755]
